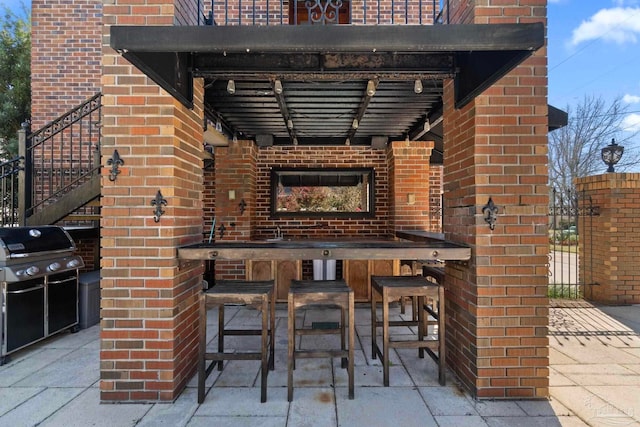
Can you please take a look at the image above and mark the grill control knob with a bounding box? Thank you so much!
[26,266,40,276]
[48,262,62,272]
[67,259,81,269]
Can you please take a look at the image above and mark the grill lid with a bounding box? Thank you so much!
[0,226,76,260]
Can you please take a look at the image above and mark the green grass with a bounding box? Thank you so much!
[547,284,583,299]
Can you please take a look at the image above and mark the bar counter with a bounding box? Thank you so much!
[177,238,471,262]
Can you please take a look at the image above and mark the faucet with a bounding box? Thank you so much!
[275,226,283,240]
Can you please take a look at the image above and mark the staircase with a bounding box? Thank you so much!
[0,93,102,227]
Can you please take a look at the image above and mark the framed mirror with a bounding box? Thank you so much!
[270,167,375,218]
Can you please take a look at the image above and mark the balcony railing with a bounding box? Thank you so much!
[196,0,449,26]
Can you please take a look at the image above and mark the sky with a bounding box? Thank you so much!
[548,0,640,135]
[2,0,640,135]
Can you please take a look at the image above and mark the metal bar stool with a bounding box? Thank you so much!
[198,279,275,403]
[370,275,445,386]
[287,279,355,401]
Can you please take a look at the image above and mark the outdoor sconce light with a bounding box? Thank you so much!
[239,199,247,214]
[227,80,236,95]
[106,149,124,181]
[151,190,167,223]
[601,138,624,173]
[482,197,498,231]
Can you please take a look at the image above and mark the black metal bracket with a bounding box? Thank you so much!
[151,190,167,222]
[482,197,498,231]
[106,149,124,181]
[238,199,247,214]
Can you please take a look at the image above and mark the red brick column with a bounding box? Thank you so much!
[100,0,205,402]
[442,0,549,399]
[388,140,434,233]
[576,173,640,304]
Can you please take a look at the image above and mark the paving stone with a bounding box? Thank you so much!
[0,387,84,426]
[38,388,151,427]
[336,387,438,427]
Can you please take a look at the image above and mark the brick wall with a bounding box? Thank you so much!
[443,0,549,399]
[388,140,434,231]
[576,173,640,304]
[31,0,102,129]
[100,0,205,402]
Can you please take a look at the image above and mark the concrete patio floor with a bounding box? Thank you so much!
[0,301,638,427]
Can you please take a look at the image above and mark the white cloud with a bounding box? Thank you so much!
[570,7,640,46]
[623,94,640,103]
[622,113,640,131]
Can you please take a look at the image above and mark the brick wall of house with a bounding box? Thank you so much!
[576,173,640,304]
[31,0,102,129]
[99,0,205,402]
[443,0,549,399]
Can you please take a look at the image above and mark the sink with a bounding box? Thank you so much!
[264,238,284,242]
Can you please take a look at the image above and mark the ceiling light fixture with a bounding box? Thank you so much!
[352,119,359,129]
[414,79,423,94]
[227,80,236,94]
[287,119,294,129]
[366,80,376,97]
[274,79,283,95]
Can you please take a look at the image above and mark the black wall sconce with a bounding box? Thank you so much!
[482,197,498,231]
[601,138,624,173]
[238,199,247,214]
[106,149,124,181]
[151,190,167,222]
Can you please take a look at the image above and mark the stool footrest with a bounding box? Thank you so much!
[296,328,341,336]
[223,329,266,336]
[294,349,349,359]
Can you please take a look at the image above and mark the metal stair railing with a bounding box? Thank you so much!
[21,93,102,226]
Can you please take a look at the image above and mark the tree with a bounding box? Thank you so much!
[548,95,640,197]
[0,6,30,161]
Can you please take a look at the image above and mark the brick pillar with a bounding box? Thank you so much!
[442,0,549,399]
[576,173,640,304]
[212,140,257,280]
[100,0,205,402]
[388,140,433,233]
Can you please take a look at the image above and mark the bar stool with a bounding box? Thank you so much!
[370,275,445,386]
[198,279,275,403]
[287,279,354,401]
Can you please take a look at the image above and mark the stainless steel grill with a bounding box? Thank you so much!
[0,226,85,365]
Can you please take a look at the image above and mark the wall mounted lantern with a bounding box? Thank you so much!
[601,138,624,173]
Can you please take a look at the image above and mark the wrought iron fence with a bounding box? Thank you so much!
[196,0,448,26]
[548,188,598,300]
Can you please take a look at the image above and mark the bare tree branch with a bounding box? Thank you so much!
[549,95,640,196]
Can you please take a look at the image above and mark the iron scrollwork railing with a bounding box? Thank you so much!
[197,0,449,26]
[25,93,102,220]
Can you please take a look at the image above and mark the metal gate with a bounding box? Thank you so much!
[548,188,598,300]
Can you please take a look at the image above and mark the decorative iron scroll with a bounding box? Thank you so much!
[482,197,498,231]
[151,190,167,222]
[106,149,124,181]
[305,0,343,24]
